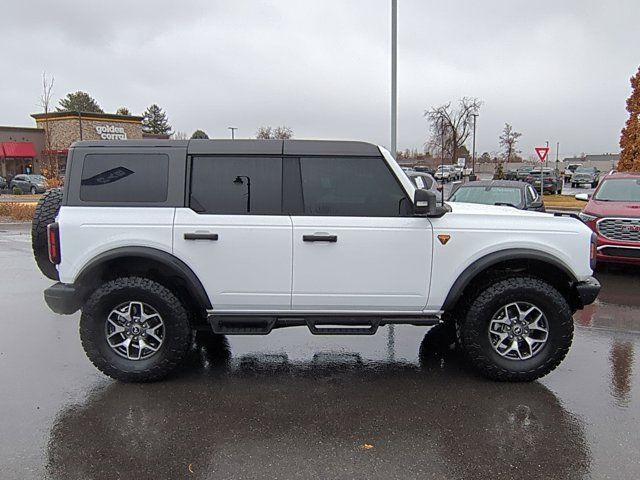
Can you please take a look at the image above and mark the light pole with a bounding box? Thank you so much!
[545,140,549,168]
[228,127,237,139]
[390,0,397,158]
[471,113,478,181]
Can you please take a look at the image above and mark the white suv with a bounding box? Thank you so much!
[35,139,600,382]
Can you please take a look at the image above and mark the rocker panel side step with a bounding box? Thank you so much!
[209,316,277,335]
[305,317,380,335]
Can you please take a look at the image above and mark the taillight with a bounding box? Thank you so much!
[590,232,597,270]
[47,222,61,264]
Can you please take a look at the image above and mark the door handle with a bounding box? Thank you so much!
[303,234,337,243]
[184,233,219,241]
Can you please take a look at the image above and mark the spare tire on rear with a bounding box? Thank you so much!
[32,188,63,280]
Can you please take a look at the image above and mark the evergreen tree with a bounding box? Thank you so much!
[618,66,640,172]
[142,104,172,135]
[57,91,103,113]
[494,161,505,180]
[191,129,209,139]
[116,107,131,116]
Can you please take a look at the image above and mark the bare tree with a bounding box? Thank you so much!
[170,131,189,140]
[424,97,481,164]
[256,126,273,139]
[498,123,522,164]
[39,72,60,183]
[256,125,293,139]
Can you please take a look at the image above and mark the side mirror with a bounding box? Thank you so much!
[414,188,447,217]
[575,193,590,201]
[530,199,544,211]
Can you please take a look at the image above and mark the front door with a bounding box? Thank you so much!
[173,155,292,312]
[291,156,432,312]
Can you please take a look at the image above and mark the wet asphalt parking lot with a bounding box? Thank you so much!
[1,222,639,480]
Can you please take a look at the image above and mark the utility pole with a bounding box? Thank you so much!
[555,141,560,172]
[471,113,478,180]
[228,127,237,140]
[545,140,549,168]
[390,0,397,158]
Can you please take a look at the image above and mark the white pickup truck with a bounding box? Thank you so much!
[34,139,600,383]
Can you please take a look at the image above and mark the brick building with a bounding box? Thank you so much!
[1,111,166,179]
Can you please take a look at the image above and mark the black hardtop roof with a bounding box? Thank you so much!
[71,139,382,157]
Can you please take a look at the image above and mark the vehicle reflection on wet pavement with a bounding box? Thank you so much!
[1,224,639,479]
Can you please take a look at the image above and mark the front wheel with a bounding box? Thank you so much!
[80,277,193,382]
[30,186,37,194]
[458,276,573,382]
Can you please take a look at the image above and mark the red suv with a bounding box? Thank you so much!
[576,171,640,265]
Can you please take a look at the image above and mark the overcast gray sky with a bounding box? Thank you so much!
[2,0,638,159]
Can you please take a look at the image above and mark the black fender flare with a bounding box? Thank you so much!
[76,246,212,310]
[441,248,577,312]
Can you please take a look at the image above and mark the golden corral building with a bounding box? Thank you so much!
[0,111,166,178]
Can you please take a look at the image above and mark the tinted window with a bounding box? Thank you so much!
[190,156,282,214]
[80,153,169,202]
[299,157,408,216]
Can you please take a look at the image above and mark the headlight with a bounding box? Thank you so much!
[578,212,597,223]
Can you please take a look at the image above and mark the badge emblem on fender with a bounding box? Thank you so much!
[437,234,451,245]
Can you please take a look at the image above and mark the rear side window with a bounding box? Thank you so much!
[299,157,409,216]
[189,156,282,214]
[80,153,169,202]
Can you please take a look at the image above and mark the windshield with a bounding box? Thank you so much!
[449,186,522,206]
[574,167,594,173]
[518,166,533,172]
[594,178,640,202]
[28,175,46,182]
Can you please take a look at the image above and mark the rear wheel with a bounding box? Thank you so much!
[458,276,573,382]
[80,277,193,382]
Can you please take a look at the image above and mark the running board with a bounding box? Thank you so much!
[305,317,380,335]
[207,314,439,335]
[209,316,277,335]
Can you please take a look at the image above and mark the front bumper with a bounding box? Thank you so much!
[44,282,81,315]
[573,277,601,308]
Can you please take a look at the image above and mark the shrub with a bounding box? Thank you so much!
[0,202,36,221]
[12,186,23,195]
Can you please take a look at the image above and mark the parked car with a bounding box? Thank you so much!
[517,165,535,181]
[525,168,562,194]
[9,174,48,194]
[452,165,464,180]
[563,163,583,183]
[576,171,640,265]
[434,165,453,182]
[0,175,7,192]
[413,165,436,176]
[37,139,598,383]
[570,166,600,188]
[448,180,545,211]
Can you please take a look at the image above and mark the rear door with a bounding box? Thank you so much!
[290,156,432,312]
[173,155,292,312]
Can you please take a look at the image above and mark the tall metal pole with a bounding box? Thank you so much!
[228,127,237,139]
[390,0,397,158]
[471,113,478,179]
[555,141,560,173]
[545,140,549,168]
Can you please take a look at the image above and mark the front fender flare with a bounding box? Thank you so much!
[441,248,577,312]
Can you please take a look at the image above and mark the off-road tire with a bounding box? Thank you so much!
[31,188,63,280]
[458,276,573,382]
[80,277,193,382]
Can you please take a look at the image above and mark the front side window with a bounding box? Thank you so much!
[80,153,169,202]
[299,157,409,216]
[190,156,282,214]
